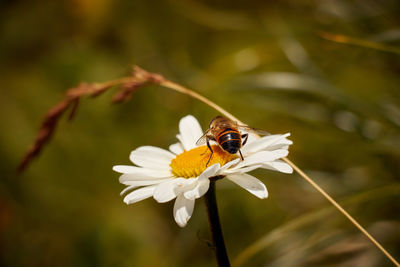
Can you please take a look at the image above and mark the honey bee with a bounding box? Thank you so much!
[196,116,270,166]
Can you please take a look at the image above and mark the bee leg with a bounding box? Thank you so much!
[200,137,211,155]
[206,140,214,166]
[200,136,215,155]
[239,149,244,161]
[241,133,249,146]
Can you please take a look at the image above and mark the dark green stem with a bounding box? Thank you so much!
[204,179,230,267]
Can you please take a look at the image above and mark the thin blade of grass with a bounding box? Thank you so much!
[320,32,400,55]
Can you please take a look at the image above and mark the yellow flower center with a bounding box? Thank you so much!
[170,145,238,178]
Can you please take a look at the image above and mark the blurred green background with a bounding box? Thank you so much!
[1,0,400,266]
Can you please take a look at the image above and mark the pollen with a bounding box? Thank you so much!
[170,145,238,178]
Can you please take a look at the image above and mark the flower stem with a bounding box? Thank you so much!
[205,179,230,267]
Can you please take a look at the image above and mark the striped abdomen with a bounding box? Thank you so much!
[217,128,241,154]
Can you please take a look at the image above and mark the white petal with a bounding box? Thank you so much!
[153,178,189,203]
[120,178,174,187]
[123,186,156,204]
[262,160,293,174]
[169,142,184,155]
[227,173,268,199]
[219,158,240,172]
[171,163,217,201]
[114,165,172,178]
[119,173,173,184]
[198,163,220,181]
[178,115,203,150]
[242,133,292,154]
[244,131,259,144]
[120,185,137,196]
[266,143,292,151]
[130,146,175,170]
[184,179,210,200]
[224,164,262,174]
[232,150,289,171]
[174,194,195,227]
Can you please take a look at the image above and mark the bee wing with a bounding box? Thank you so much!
[195,129,212,146]
[237,125,271,136]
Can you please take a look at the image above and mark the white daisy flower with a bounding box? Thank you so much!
[113,115,293,227]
